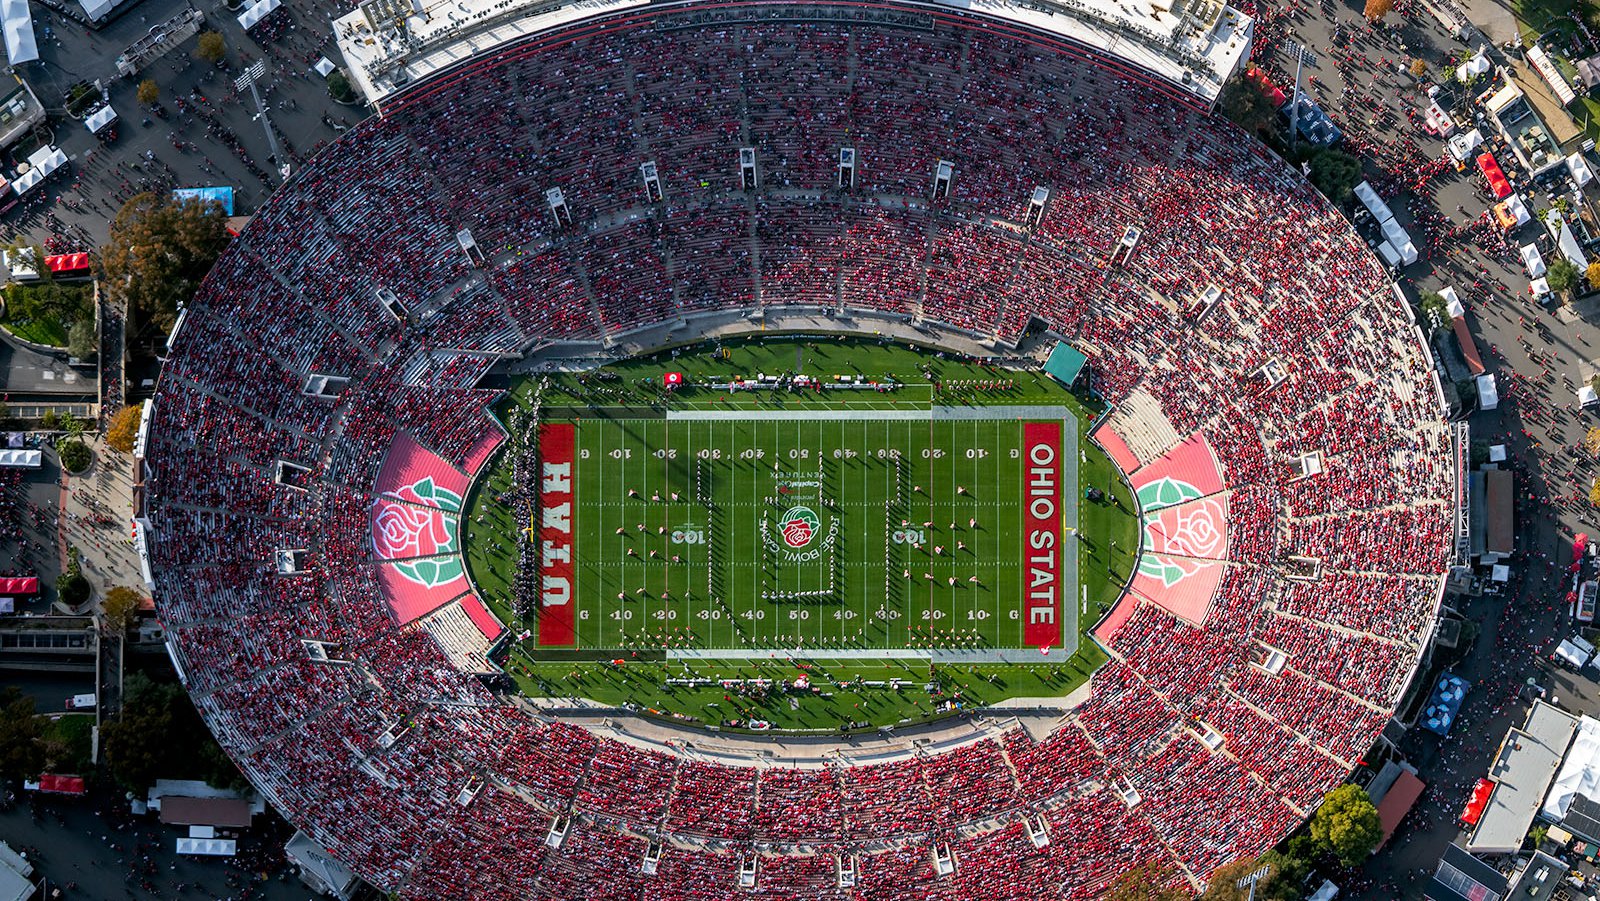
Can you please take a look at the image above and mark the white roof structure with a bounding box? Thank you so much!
[336,0,1253,110]
[1469,700,1579,853]
[0,449,41,468]
[0,0,36,65]
[1457,46,1491,82]
[1570,153,1595,187]
[1528,45,1578,106]
[1440,286,1464,319]
[1522,243,1547,278]
[1558,221,1590,268]
[238,0,282,30]
[1478,373,1499,410]
[1545,715,1600,820]
[314,56,336,77]
[176,837,237,856]
[84,103,116,134]
[11,144,65,197]
[1448,128,1485,162]
[1503,193,1531,226]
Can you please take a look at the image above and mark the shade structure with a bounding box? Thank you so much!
[1461,778,1494,825]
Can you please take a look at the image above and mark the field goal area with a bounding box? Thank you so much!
[535,406,1079,662]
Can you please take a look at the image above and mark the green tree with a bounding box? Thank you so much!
[67,319,96,361]
[1107,859,1191,901]
[55,570,90,606]
[102,192,229,342]
[1202,858,1263,901]
[1419,290,1450,332]
[1255,849,1309,901]
[101,586,145,633]
[1309,784,1383,867]
[327,71,358,104]
[106,403,142,454]
[195,31,225,63]
[0,687,43,780]
[136,79,158,106]
[1550,257,1583,293]
[1307,149,1363,204]
[102,672,244,792]
[56,438,90,473]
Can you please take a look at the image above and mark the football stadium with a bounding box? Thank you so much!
[136,0,1457,897]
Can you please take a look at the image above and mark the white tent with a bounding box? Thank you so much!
[1558,222,1590,268]
[1503,193,1531,226]
[84,103,116,135]
[1580,385,1599,408]
[314,57,336,77]
[1448,128,1485,163]
[0,449,40,468]
[1531,277,1551,297]
[1478,373,1499,410]
[1569,153,1595,187]
[1544,715,1600,820]
[1376,241,1401,267]
[1441,286,1464,318]
[176,837,236,856]
[1523,243,1548,278]
[0,0,35,65]
[10,145,65,197]
[1529,45,1579,106]
[1457,46,1491,82]
[237,0,281,30]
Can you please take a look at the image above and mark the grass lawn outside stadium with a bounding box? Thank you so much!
[463,337,1137,732]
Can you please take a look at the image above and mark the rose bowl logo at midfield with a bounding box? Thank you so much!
[778,506,821,549]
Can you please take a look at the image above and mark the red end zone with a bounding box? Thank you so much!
[538,423,576,646]
[1022,421,1062,649]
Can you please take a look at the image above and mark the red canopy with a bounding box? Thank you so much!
[43,252,90,275]
[37,774,85,795]
[1476,152,1514,200]
[1576,534,1589,562]
[0,576,38,594]
[1245,67,1288,108]
[1461,778,1494,826]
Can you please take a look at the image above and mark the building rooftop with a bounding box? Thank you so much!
[1468,700,1579,854]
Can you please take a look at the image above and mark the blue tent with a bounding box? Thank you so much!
[1420,673,1469,736]
[1285,91,1343,148]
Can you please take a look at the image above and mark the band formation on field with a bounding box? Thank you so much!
[463,338,1138,732]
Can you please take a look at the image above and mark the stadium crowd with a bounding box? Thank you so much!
[142,8,1451,899]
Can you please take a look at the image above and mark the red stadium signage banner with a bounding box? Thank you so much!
[1022,421,1062,649]
[538,423,576,646]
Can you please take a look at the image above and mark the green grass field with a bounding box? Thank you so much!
[463,337,1137,730]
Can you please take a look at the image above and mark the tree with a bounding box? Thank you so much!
[1409,58,1428,77]
[1309,784,1384,867]
[55,570,90,607]
[1589,478,1600,507]
[195,31,225,64]
[102,586,145,633]
[1587,262,1600,291]
[102,672,245,791]
[1549,257,1582,294]
[326,71,355,104]
[56,438,90,473]
[1254,849,1310,901]
[136,79,158,106]
[1420,290,1450,332]
[1364,0,1394,22]
[67,319,96,361]
[1107,859,1191,901]
[1307,149,1363,204]
[101,192,229,342]
[106,403,142,453]
[0,687,43,780]
[1219,70,1280,135]
[1201,858,1263,901]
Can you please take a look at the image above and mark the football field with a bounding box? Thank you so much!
[537,407,1079,660]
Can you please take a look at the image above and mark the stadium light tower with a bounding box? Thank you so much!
[1282,39,1317,156]
[235,61,290,182]
[1235,864,1273,901]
